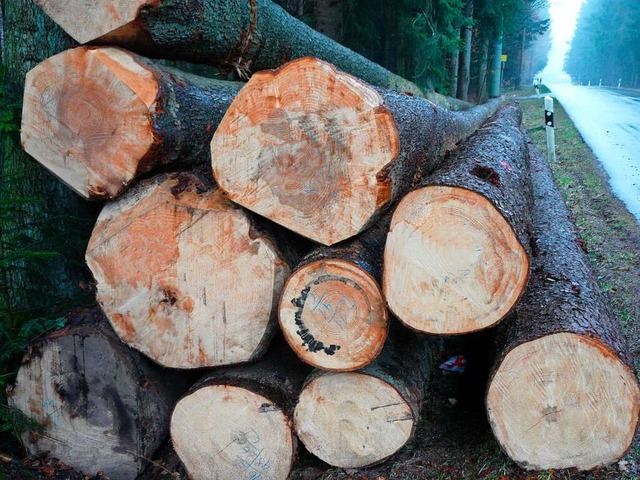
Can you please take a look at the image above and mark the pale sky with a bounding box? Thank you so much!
[539,0,586,83]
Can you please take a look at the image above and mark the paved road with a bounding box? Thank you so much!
[548,83,640,222]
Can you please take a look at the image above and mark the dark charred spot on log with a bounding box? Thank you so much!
[470,165,500,187]
[55,374,89,419]
[160,288,178,306]
[24,344,44,364]
[168,72,186,88]
[258,403,281,413]
[571,284,582,296]
[576,238,589,253]
[170,175,193,198]
[292,286,341,355]
[529,234,540,257]
[105,386,135,447]
[542,405,559,423]
[280,44,292,64]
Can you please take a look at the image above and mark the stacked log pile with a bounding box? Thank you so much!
[7,1,640,479]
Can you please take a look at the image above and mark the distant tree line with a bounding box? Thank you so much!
[277,0,550,100]
[565,0,640,88]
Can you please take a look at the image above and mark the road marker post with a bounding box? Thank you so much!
[544,96,556,163]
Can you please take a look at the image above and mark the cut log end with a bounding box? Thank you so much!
[279,259,388,371]
[86,173,289,369]
[21,46,158,199]
[171,385,295,480]
[487,332,640,471]
[294,372,414,468]
[384,185,529,334]
[211,57,399,246]
[7,320,170,479]
[34,0,152,44]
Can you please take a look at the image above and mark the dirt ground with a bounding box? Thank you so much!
[2,88,640,480]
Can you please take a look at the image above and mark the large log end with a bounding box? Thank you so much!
[487,332,640,470]
[21,46,159,199]
[33,0,153,44]
[211,57,399,245]
[384,185,529,334]
[86,173,289,368]
[171,385,295,480]
[279,259,388,371]
[6,310,172,479]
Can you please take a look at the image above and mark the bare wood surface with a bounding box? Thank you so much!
[170,338,311,479]
[6,307,188,480]
[384,104,531,334]
[86,172,290,369]
[293,332,438,468]
[212,57,502,245]
[486,140,640,471]
[21,46,241,200]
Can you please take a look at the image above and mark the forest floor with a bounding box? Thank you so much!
[2,86,640,480]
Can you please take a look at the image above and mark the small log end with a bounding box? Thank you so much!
[279,259,388,371]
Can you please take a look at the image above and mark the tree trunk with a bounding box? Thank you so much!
[86,171,292,369]
[21,46,242,200]
[293,330,439,468]
[457,0,473,100]
[384,104,531,335]
[34,0,422,96]
[476,35,490,102]
[6,307,190,480]
[486,140,640,471]
[211,57,503,245]
[516,26,526,89]
[313,0,343,43]
[449,33,460,97]
[1,0,95,324]
[170,336,311,480]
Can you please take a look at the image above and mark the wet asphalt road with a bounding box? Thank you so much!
[548,83,640,222]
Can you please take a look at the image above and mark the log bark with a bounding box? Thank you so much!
[33,0,422,96]
[6,307,189,480]
[211,57,503,245]
[384,104,532,335]
[85,171,291,369]
[21,46,241,200]
[293,331,438,468]
[486,141,640,471]
[170,336,311,480]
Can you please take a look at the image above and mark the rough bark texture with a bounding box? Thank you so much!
[34,0,422,96]
[486,140,640,471]
[293,330,439,468]
[170,336,311,480]
[86,171,292,369]
[21,46,242,200]
[212,57,503,245]
[384,104,532,335]
[6,307,190,480]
